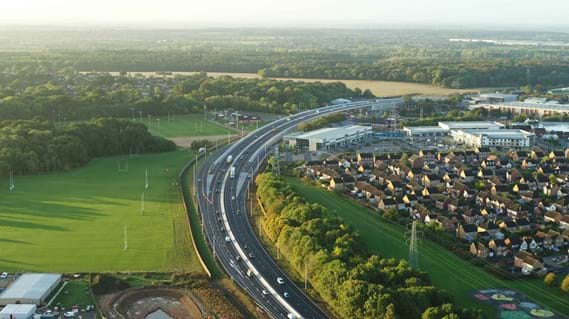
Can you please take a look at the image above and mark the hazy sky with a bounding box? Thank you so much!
[1,0,568,28]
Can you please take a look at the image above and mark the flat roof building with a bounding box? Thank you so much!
[471,102,569,117]
[471,93,519,104]
[0,304,36,319]
[284,125,373,151]
[403,121,504,138]
[450,129,534,148]
[402,126,447,137]
[0,274,61,306]
[438,121,505,130]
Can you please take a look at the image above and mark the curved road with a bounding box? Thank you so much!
[195,100,385,318]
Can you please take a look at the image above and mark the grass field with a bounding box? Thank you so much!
[52,280,95,308]
[99,71,478,97]
[0,150,202,273]
[284,177,569,317]
[138,114,231,138]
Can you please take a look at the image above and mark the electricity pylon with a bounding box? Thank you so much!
[406,220,421,269]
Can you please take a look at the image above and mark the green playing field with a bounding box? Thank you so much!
[0,150,202,273]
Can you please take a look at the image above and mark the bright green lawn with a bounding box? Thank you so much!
[0,150,202,273]
[139,114,231,138]
[285,177,569,318]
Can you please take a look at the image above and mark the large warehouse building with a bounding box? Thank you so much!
[471,101,569,117]
[0,274,61,306]
[284,125,373,151]
[0,304,36,319]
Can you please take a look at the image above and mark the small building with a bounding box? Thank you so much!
[514,251,546,276]
[0,304,36,319]
[0,273,62,306]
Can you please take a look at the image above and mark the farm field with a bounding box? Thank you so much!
[98,71,478,97]
[0,150,202,273]
[284,177,569,318]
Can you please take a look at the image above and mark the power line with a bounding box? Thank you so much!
[406,220,420,269]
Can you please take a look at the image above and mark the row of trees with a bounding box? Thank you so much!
[255,172,483,319]
[0,71,361,121]
[0,118,175,177]
[297,113,346,132]
[544,273,569,293]
[259,61,569,89]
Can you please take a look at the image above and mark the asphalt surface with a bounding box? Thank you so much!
[195,100,384,319]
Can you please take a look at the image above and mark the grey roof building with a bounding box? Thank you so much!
[0,273,61,306]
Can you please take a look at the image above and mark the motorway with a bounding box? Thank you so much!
[195,100,384,319]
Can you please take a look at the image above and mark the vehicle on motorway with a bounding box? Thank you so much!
[248,252,255,259]
[284,292,290,299]
[262,289,269,295]
[232,195,236,200]
[230,166,236,179]
[225,236,230,242]
[236,209,240,215]
[220,226,225,232]
[247,268,253,277]
[277,277,284,285]
[0,272,7,279]
[226,155,233,163]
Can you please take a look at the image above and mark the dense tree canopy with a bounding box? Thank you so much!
[255,173,483,319]
[0,118,175,177]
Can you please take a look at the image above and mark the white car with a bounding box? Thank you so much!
[0,272,7,279]
[262,289,269,295]
[277,277,284,285]
[232,195,236,200]
[283,292,290,299]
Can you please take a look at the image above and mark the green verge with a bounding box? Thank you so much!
[284,177,569,318]
[180,156,224,278]
[52,280,96,308]
[0,150,202,273]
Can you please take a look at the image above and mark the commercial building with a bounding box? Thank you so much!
[450,129,534,148]
[471,102,569,117]
[438,121,505,130]
[284,125,373,151]
[402,126,447,138]
[403,121,504,138]
[0,274,61,306]
[0,304,36,319]
[470,93,519,104]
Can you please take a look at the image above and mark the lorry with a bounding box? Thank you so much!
[226,155,233,163]
[230,166,236,179]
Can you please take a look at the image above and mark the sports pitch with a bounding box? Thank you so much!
[0,150,202,273]
[140,114,231,138]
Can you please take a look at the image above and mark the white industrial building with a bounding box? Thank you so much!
[402,126,447,138]
[284,125,373,151]
[471,102,569,117]
[438,121,505,130]
[0,304,36,319]
[0,274,61,306]
[450,129,534,148]
[403,121,504,138]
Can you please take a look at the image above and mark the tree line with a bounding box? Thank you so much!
[0,70,360,121]
[255,172,483,319]
[0,118,175,177]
